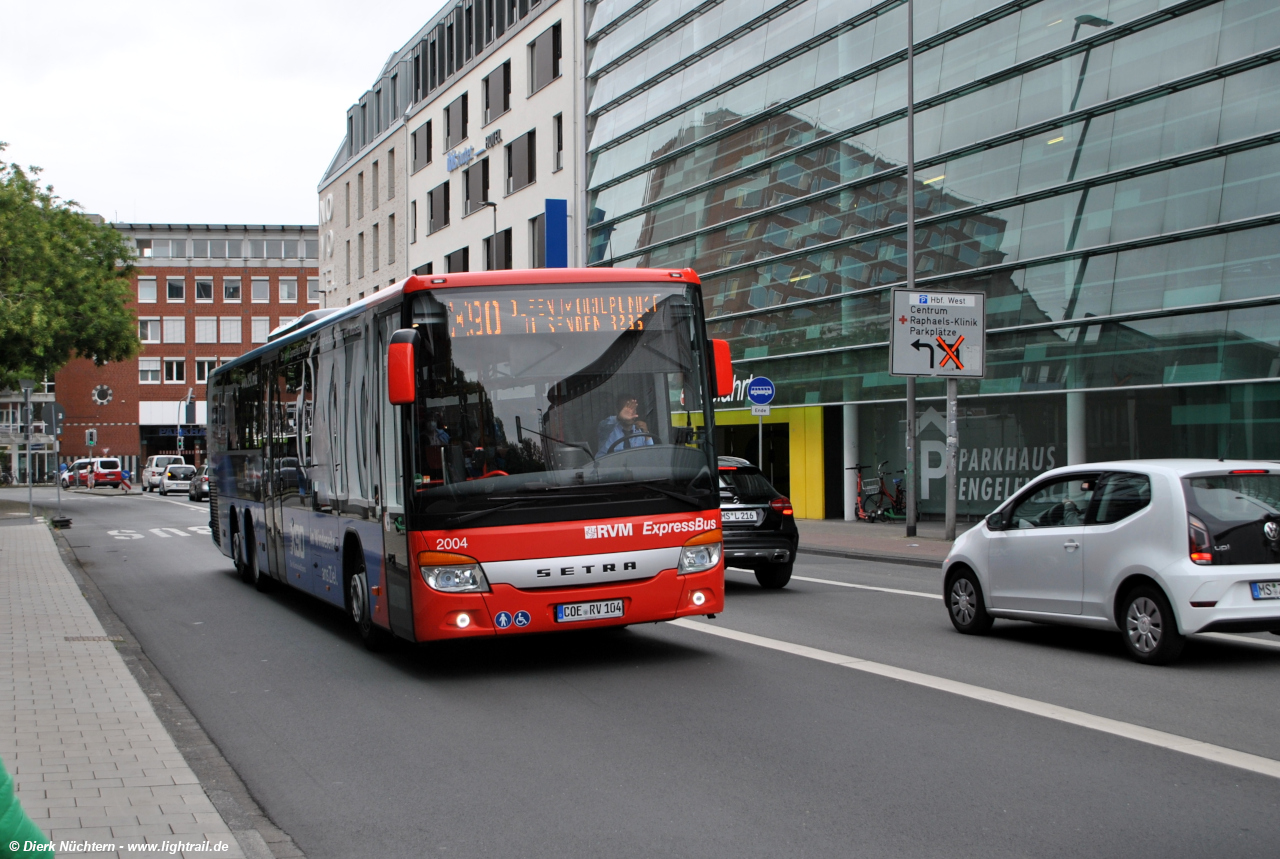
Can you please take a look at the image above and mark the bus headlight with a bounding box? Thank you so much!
[679,543,722,573]
[678,529,723,574]
[418,551,491,593]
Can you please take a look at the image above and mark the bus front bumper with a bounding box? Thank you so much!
[411,566,724,641]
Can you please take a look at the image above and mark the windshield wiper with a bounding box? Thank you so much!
[635,481,707,509]
[515,416,595,461]
[442,500,524,526]
[440,492,606,525]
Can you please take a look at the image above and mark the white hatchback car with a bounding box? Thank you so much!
[943,460,1280,665]
[158,464,196,496]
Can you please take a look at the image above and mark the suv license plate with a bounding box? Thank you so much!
[722,510,758,523]
[555,599,624,623]
[1250,581,1280,600]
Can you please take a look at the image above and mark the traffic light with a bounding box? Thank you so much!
[176,435,184,450]
[86,428,97,447]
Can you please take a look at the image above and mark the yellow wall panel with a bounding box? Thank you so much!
[712,406,824,519]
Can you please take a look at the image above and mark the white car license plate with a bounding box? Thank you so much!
[722,510,758,523]
[1250,581,1280,600]
[555,599,624,623]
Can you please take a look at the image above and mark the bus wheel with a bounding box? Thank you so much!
[232,529,246,579]
[348,558,389,652]
[239,521,265,590]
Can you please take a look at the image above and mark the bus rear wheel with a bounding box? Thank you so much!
[348,559,389,652]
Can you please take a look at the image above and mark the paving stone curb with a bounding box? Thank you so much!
[51,526,306,859]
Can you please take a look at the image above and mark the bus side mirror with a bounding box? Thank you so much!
[388,329,418,405]
[710,339,733,398]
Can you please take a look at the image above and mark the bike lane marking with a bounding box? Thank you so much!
[670,618,1280,781]
[111,526,211,540]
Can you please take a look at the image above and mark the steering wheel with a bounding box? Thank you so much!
[605,431,658,454]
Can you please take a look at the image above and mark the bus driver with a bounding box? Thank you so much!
[597,394,655,456]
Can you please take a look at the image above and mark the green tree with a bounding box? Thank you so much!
[0,142,139,390]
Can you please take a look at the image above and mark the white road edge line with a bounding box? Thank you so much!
[1195,631,1280,652]
[145,495,205,512]
[792,575,942,600]
[791,577,1280,652]
[670,618,1280,781]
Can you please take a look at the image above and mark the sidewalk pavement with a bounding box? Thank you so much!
[0,523,246,859]
[795,517,975,567]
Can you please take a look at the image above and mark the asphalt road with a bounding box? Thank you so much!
[11,486,1280,859]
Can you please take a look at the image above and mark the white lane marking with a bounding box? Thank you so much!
[109,530,144,540]
[794,578,1280,653]
[188,525,212,535]
[146,495,205,512]
[670,618,1280,781]
[149,527,191,538]
[1196,631,1280,652]
[793,575,942,600]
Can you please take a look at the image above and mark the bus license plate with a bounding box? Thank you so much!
[555,599,624,623]
[1251,581,1280,600]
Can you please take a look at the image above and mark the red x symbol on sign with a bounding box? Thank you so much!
[936,335,964,369]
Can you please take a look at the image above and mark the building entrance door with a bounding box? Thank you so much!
[714,423,790,498]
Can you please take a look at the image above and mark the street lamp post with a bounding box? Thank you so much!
[176,387,193,461]
[904,0,918,538]
[19,378,35,521]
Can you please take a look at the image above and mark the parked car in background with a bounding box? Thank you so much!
[943,460,1280,665]
[62,459,92,488]
[718,456,799,589]
[158,464,196,496]
[188,465,210,501]
[142,455,185,492]
[87,458,124,489]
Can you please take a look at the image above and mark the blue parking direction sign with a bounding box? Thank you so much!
[746,377,775,406]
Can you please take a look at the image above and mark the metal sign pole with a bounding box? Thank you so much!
[945,378,958,540]
[55,436,62,519]
[746,377,775,473]
[904,0,917,539]
[25,407,33,521]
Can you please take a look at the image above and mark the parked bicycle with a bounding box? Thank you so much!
[845,463,879,521]
[864,460,915,522]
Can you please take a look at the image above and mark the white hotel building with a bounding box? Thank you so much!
[317,0,581,306]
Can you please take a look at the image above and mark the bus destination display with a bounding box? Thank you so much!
[447,291,666,337]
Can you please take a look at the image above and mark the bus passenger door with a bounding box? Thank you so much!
[268,357,305,585]
[264,361,285,582]
[377,311,413,638]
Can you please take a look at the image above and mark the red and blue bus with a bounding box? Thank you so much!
[206,268,733,647]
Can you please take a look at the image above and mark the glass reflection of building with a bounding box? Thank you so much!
[583,0,1280,518]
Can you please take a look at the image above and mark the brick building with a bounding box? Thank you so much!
[54,224,319,470]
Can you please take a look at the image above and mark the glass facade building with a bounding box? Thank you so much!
[583,0,1280,518]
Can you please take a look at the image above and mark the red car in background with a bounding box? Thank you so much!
[86,458,125,489]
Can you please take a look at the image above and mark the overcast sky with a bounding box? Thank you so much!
[0,0,446,226]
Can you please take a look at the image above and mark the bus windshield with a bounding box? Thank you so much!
[407,283,716,526]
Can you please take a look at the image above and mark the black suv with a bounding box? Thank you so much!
[718,456,799,588]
